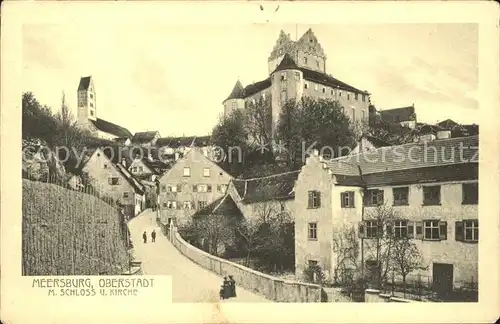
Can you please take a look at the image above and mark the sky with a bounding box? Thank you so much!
[22,23,478,137]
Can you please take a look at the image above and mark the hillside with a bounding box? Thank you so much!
[22,179,129,275]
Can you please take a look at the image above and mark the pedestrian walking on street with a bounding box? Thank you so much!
[143,231,147,243]
[151,229,156,243]
[222,276,231,299]
[228,275,236,297]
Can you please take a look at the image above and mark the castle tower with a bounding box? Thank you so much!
[222,80,245,116]
[270,53,304,136]
[77,76,97,124]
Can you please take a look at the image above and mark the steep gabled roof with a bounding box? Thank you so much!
[224,80,245,102]
[232,170,300,204]
[131,131,159,144]
[115,163,146,195]
[379,106,416,122]
[273,53,300,73]
[301,68,367,94]
[192,194,243,218]
[77,76,92,91]
[437,119,460,130]
[242,79,272,97]
[89,118,133,138]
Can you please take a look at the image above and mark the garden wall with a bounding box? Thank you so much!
[364,289,413,303]
[170,226,322,302]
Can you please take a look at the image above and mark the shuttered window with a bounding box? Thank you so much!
[423,186,441,205]
[462,183,478,205]
[393,187,409,206]
[364,189,384,206]
[341,191,355,208]
[422,220,447,240]
[456,220,478,242]
[308,223,317,240]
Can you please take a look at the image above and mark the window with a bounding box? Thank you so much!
[207,185,212,192]
[280,90,287,103]
[364,189,384,206]
[176,184,182,192]
[103,163,108,169]
[355,93,358,100]
[308,191,321,209]
[123,192,129,198]
[304,82,309,89]
[192,185,198,192]
[423,186,441,205]
[393,187,409,206]
[279,48,283,55]
[366,220,382,238]
[262,93,266,100]
[456,220,478,242]
[90,93,93,99]
[183,167,191,177]
[203,168,210,177]
[167,201,177,209]
[341,191,355,208]
[462,183,478,204]
[295,72,300,81]
[232,102,237,110]
[423,220,447,240]
[362,94,366,102]
[198,201,207,210]
[308,223,317,240]
[339,91,342,97]
[331,89,334,95]
[139,166,143,172]
[352,108,356,121]
[90,110,94,116]
[183,201,194,210]
[317,61,320,68]
[362,110,366,121]
[322,87,326,93]
[314,84,318,91]
[197,184,208,193]
[90,102,94,108]
[347,94,350,100]
[109,177,119,185]
[217,185,221,192]
[281,73,287,81]
[394,220,408,238]
[132,167,137,172]
[163,202,167,208]
[308,260,318,266]
[303,57,308,65]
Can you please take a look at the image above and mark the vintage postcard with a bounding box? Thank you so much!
[1,1,499,323]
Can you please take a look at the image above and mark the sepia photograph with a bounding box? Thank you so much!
[2,1,499,323]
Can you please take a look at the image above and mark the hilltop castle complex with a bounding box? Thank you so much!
[223,28,372,136]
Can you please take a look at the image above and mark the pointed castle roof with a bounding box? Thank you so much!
[78,76,92,91]
[273,53,300,73]
[224,80,245,102]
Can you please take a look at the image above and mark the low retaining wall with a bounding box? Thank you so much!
[170,227,322,302]
[365,289,413,303]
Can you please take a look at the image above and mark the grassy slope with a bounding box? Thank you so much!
[22,179,128,275]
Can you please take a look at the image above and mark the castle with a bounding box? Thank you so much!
[76,76,133,141]
[223,29,372,136]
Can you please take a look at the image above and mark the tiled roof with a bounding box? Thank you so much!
[115,163,145,195]
[89,118,133,138]
[242,78,272,97]
[113,137,130,144]
[233,170,300,204]
[379,106,416,122]
[141,158,169,175]
[437,119,460,130]
[156,136,210,148]
[131,131,159,144]
[224,80,245,102]
[322,136,478,186]
[273,53,300,73]
[301,68,366,94]
[364,135,392,148]
[362,163,478,187]
[77,76,91,91]
[193,194,242,218]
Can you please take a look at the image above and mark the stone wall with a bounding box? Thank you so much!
[169,225,322,302]
[364,289,413,303]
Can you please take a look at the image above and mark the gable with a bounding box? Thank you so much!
[158,148,232,183]
[129,159,154,173]
[297,29,326,58]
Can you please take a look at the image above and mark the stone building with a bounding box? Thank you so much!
[76,76,133,140]
[156,148,233,226]
[223,29,371,136]
[294,135,478,294]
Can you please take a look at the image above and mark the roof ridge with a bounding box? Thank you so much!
[241,169,300,181]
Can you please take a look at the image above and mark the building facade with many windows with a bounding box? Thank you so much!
[294,135,478,292]
[157,148,233,226]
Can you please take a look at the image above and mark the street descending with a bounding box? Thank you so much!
[127,209,270,302]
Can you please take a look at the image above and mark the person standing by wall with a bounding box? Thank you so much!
[143,230,147,243]
[151,229,156,243]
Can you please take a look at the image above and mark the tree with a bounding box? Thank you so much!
[277,97,356,169]
[362,204,398,290]
[211,109,250,176]
[244,97,272,148]
[390,237,423,298]
[235,217,264,266]
[189,213,237,256]
[332,225,360,284]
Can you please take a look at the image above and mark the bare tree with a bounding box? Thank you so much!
[390,237,423,298]
[332,224,360,284]
[244,97,272,147]
[191,213,236,256]
[236,217,263,266]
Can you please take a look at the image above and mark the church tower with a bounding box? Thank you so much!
[77,76,97,125]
